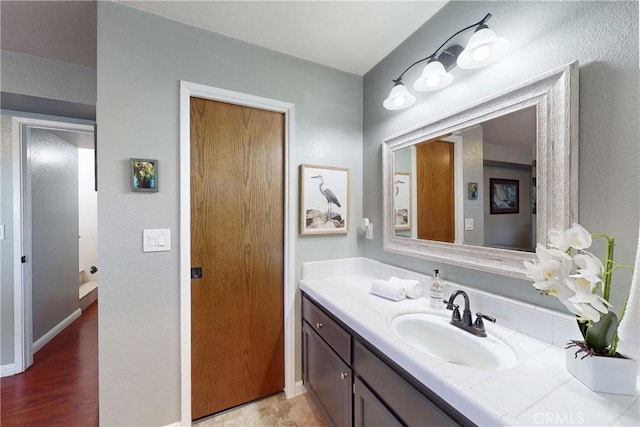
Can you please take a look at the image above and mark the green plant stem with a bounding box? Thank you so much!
[593,233,619,356]
[593,233,615,301]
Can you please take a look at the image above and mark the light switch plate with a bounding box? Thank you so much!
[143,229,171,252]
[464,218,474,231]
[0,224,4,240]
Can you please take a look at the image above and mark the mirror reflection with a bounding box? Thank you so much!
[393,106,537,252]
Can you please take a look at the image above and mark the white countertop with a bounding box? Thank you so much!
[300,272,639,427]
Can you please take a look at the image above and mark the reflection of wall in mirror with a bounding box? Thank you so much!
[461,126,485,247]
[483,167,533,251]
[394,172,411,232]
[393,148,414,238]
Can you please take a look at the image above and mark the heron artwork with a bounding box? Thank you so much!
[394,179,405,196]
[310,174,341,223]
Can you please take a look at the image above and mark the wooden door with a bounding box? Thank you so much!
[416,140,454,242]
[190,97,285,420]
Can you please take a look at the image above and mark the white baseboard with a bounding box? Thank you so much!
[32,308,82,353]
[293,380,306,396]
[1,363,16,378]
[162,422,183,427]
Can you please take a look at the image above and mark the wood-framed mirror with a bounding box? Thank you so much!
[382,61,579,279]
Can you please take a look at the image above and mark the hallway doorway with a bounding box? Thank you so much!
[10,117,96,374]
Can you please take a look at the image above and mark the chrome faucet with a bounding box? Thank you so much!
[445,290,496,337]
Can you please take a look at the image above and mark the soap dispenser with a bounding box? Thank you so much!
[430,269,445,310]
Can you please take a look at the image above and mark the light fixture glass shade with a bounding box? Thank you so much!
[457,27,509,69]
[383,83,416,110]
[413,61,454,92]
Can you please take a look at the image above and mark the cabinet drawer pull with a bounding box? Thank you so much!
[340,372,349,380]
[316,322,323,329]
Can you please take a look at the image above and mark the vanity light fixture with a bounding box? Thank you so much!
[383,13,509,111]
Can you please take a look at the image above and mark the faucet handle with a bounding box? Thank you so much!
[473,312,496,330]
[476,313,496,323]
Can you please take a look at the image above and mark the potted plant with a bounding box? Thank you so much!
[524,223,637,395]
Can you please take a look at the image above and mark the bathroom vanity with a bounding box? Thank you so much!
[303,293,468,426]
[300,258,639,427]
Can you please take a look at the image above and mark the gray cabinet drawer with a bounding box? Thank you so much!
[303,322,352,427]
[354,340,459,427]
[302,296,351,363]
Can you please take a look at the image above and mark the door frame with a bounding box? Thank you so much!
[10,116,94,375]
[179,81,296,424]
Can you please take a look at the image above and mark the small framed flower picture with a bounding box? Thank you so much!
[130,158,158,192]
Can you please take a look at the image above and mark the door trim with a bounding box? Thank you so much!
[179,81,296,424]
[10,116,94,375]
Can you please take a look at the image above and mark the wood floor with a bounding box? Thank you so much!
[1,302,98,426]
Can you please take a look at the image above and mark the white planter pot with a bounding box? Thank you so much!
[565,347,638,395]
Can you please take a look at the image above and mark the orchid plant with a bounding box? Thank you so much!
[524,223,632,358]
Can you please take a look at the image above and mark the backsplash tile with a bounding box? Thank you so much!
[552,315,582,347]
[490,299,520,332]
[518,307,553,344]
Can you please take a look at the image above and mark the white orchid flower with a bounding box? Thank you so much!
[525,256,568,283]
[547,227,569,251]
[574,252,604,276]
[564,223,592,250]
[538,277,573,301]
[567,291,611,322]
[568,269,602,294]
[568,301,603,322]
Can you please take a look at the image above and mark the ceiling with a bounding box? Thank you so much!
[1,0,447,76]
[0,1,97,68]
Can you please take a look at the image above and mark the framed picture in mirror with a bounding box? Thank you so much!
[490,178,519,214]
[394,172,411,230]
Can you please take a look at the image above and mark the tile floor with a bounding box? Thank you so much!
[194,392,329,426]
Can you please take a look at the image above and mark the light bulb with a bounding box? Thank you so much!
[457,26,509,69]
[426,74,441,88]
[472,45,491,62]
[413,61,453,92]
[383,82,416,110]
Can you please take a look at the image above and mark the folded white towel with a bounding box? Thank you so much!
[389,276,423,299]
[370,279,406,301]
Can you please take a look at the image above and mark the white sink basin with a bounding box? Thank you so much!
[390,313,518,371]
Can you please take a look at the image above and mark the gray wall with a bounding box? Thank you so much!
[1,50,96,105]
[461,126,484,246]
[30,129,80,341]
[1,115,14,365]
[363,1,639,311]
[97,2,362,425]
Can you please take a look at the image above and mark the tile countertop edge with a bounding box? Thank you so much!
[299,274,640,427]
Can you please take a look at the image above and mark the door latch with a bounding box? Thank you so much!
[191,267,203,279]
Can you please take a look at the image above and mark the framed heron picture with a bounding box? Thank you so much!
[300,164,349,235]
[394,172,411,230]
